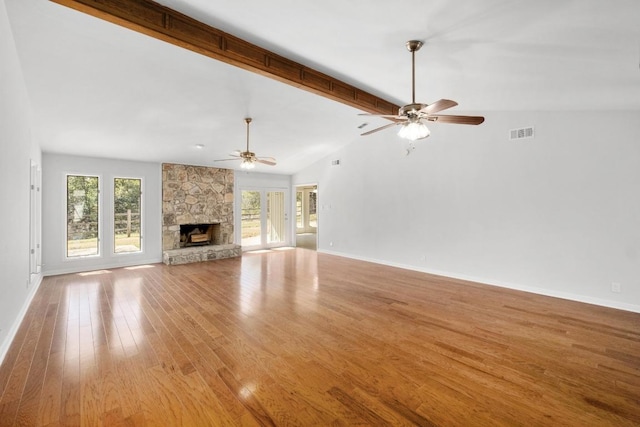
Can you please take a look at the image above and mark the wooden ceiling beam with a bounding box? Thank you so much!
[49,0,399,116]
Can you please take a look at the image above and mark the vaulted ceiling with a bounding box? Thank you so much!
[6,0,640,174]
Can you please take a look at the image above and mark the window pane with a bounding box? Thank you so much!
[267,191,285,244]
[114,178,142,253]
[241,190,261,246]
[296,191,303,228]
[308,190,317,228]
[67,175,99,257]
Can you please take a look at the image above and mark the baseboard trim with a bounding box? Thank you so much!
[0,273,43,367]
[42,257,163,277]
[318,249,640,314]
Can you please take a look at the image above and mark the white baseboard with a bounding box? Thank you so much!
[42,257,162,277]
[318,249,640,314]
[0,273,43,367]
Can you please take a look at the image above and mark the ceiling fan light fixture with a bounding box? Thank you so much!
[398,119,430,141]
[240,158,256,169]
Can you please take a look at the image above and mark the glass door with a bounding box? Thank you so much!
[240,188,287,249]
[267,191,285,245]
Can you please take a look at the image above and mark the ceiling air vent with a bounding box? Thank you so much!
[509,127,534,140]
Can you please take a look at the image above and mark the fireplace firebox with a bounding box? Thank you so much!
[179,223,221,247]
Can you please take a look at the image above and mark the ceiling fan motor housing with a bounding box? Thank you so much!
[399,103,426,117]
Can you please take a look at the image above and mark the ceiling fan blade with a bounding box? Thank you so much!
[361,121,403,136]
[213,158,239,162]
[421,99,458,114]
[428,114,485,125]
[256,158,276,166]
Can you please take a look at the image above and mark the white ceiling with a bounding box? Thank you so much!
[6,0,640,174]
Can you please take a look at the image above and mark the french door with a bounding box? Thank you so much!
[240,188,287,249]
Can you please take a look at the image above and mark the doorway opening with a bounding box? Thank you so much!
[295,184,317,250]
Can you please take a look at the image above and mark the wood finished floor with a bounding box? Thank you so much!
[0,248,639,426]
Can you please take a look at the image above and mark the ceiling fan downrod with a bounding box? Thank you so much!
[245,118,252,153]
[406,40,423,105]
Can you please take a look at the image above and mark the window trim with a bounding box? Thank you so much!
[112,176,144,256]
[64,173,102,260]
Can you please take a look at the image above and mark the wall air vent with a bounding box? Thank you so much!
[509,127,534,140]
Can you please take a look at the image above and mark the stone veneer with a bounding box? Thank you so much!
[162,163,240,264]
[163,244,241,265]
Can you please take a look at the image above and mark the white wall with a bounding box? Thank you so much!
[42,153,162,275]
[294,111,640,312]
[0,0,42,363]
[235,170,291,187]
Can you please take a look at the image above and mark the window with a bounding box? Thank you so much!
[308,190,317,228]
[241,190,261,247]
[67,175,99,257]
[295,186,317,232]
[114,178,142,253]
[296,191,303,228]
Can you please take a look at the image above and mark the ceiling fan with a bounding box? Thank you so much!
[214,118,276,169]
[360,40,484,141]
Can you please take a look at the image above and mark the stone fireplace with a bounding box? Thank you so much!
[162,163,241,265]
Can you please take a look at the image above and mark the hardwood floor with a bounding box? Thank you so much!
[0,248,638,426]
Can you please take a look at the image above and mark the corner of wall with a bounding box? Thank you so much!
[0,274,43,366]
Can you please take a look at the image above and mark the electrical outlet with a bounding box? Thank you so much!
[611,282,621,293]
[420,254,427,262]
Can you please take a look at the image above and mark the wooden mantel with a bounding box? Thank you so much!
[49,0,400,116]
